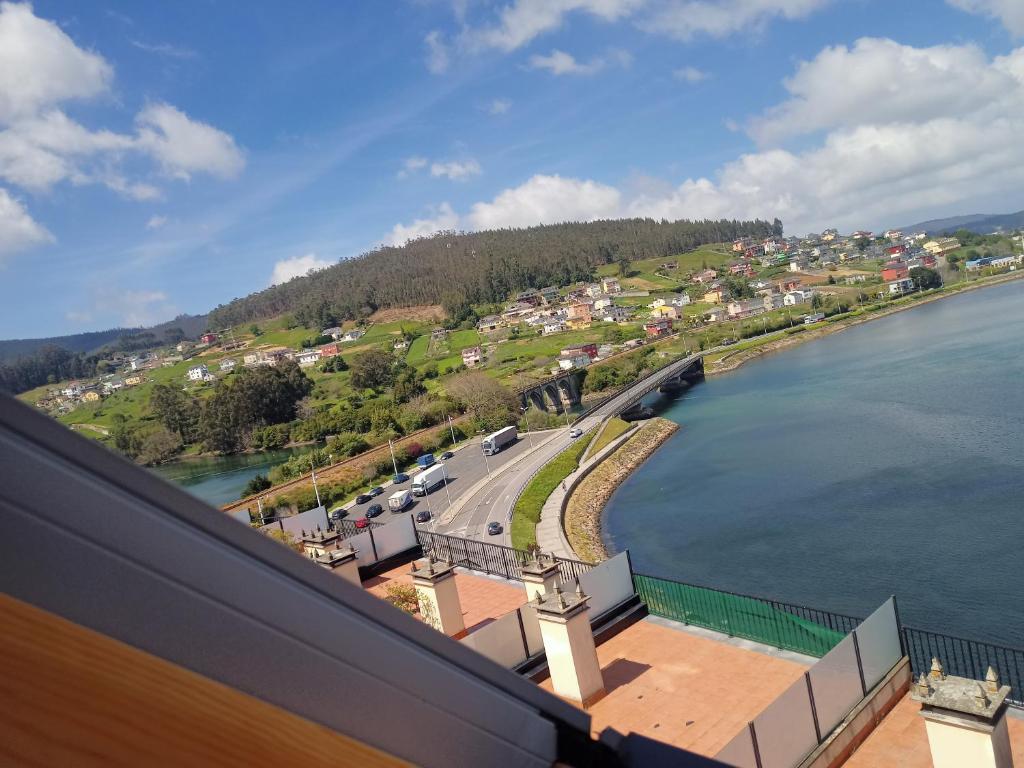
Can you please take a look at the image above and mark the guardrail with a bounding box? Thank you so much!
[634,572,858,658]
[416,529,592,585]
[903,626,1024,708]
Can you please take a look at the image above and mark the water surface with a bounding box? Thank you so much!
[605,281,1024,646]
[152,447,302,507]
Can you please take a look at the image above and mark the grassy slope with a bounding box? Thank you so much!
[510,432,594,550]
[589,417,630,456]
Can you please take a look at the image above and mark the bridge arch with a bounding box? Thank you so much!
[543,383,563,413]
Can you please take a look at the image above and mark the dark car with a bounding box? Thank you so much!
[369,486,384,497]
[355,493,372,505]
[415,509,431,523]
[440,451,454,460]
[366,503,384,518]
[329,508,348,521]
[486,521,503,536]
[354,517,371,529]
[393,473,410,484]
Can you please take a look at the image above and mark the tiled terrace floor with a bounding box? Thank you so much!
[541,616,811,757]
[363,564,526,634]
[845,693,1024,767]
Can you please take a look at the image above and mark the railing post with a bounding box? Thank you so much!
[891,593,907,658]
[367,525,379,562]
[852,629,868,696]
[805,671,822,744]
[515,607,530,660]
[748,721,763,768]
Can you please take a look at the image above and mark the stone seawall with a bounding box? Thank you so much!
[564,417,679,563]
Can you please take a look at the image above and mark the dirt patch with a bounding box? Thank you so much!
[369,305,445,324]
[564,417,679,563]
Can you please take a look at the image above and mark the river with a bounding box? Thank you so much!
[604,279,1024,646]
[151,447,303,507]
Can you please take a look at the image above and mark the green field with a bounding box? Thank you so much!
[589,417,630,456]
[510,433,594,550]
[405,335,429,365]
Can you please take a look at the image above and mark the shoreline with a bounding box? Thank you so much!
[705,270,1024,377]
[584,269,1024,563]
[564,417,679,562]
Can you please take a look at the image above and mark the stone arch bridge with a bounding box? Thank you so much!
[518,371,582,414]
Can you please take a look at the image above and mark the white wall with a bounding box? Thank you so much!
[578,552,633,620]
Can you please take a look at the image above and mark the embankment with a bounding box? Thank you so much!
[706,270,1024,377]
[564,417,678,563]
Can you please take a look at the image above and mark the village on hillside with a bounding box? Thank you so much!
[27,227,1024,423]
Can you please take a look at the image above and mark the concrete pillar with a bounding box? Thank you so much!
[522,554,562,603]
[314,543,360,586]
[535,583,605,706]
[300,526,340,558]
[411,557,465,638]
[912,660,1014,768]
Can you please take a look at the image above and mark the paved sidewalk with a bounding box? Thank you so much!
[534,422,640,561]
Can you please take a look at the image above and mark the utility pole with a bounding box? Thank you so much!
[388,439,399,476]
[310,460,322,508]
[447,414,457,447]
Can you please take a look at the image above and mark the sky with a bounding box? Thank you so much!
[1,0,1023,338]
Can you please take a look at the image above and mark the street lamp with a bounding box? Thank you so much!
[388,439,399,477]
[447,414,457,448]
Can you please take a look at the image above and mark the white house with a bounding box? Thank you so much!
[784,290,811,306]
[187,364,210,382]
[542,320,566,335]
[601,306,633,324]
[671,294,691,307]
[888,278,915,295]
[219,358,237,371]
[585,283,604,299]
[557,352,590,371]
[601,277,621,294]
[341,328,364,343]
[648,298,666,310]
[593,297,613,311]
[322,327,344,340]
[461,346,483,367]
[296,349,322,367]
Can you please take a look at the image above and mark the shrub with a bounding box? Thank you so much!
[383,583,419,614]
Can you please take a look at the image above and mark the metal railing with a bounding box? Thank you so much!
[634,572,859,658]
[903,626,1024,708]
[416,529,592,584]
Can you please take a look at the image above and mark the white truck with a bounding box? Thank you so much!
[411,463,447,496]
[481,425,517,456]
[388,489,413,512]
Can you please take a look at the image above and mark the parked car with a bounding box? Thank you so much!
[354,517,371,529]
[329,508,348,521]
[721,337,738,346]
[415,509,432,523]
[393,472,410,484]
[369,486,384,497]
[355,493,372,505]
[486,522,503,536]
[440,451,454,460]
[366,503,384,518]
[569,427,583,439]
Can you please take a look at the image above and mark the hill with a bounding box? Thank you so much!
[0,314,208,364]
[901,209,1024,236]
[206,217,780,329]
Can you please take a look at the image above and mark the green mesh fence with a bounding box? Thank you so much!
[634,573,848,657]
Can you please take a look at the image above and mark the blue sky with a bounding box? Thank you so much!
[1,0,1022,338]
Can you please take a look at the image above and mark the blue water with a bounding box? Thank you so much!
[151,447,301,507]
[605,280,1024,646]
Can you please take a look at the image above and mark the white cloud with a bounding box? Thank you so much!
[430,159,482,180]
[0,186,53,261]
[468,0,642,52]
[469,174,621,229]
[640,0,829,41]
[948,0,1024,36]
[67,286,178,327]
[146,215,168,230]
[384,202,459,246]
[269,253,333,286]
[424,30,450,74]
[0,1,113,122]
[674,65,709,83]
[135,102,245,181]
[749,39,1024,145]
[398,156,428,178]
[528,49,609,75]
[488,98,512,115]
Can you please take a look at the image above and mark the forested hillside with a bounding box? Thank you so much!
[208,217,781,329]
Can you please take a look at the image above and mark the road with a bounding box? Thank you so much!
[435,351,706,547]
[333,429,559,527]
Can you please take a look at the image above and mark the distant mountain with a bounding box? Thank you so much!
[901,210,1024,236]
[0,314,208,363]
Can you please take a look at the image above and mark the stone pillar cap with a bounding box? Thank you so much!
[912,668,1011,719]
[534,582,589,617]
[411,555,456,582]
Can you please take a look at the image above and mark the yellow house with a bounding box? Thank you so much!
[81,390,101,402]
[703,288,727,304]
[124,374,144,386]
[566,317,592,331]
[650,305,678,320]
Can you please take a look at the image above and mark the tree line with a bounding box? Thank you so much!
[207,217,781,330]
